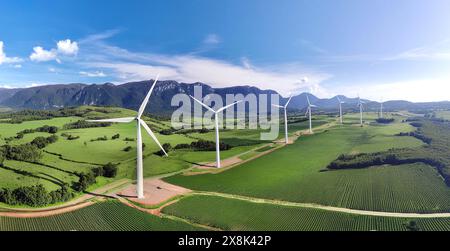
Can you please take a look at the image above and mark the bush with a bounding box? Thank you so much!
[155,143,172,156]
[190,140,232,151]
[2,144,42,162]
[124,137,135,142]
[123,146,133,152]
[102,163,118,178]
[112,134,120,140]
[174,143,190,149]
[91,136,108,142]
[74,171,97,192]
[376,118,394,124]
[67,135,80,140]
[0,184,73,207]
[63,120,112,130]
[30,135,59,149]
[160,128,175,135]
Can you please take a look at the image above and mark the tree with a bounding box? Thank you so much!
[102,163,118,178]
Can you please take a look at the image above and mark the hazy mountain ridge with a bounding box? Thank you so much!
[1,80,449,114]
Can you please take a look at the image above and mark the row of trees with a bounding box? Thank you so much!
[63,120,112,130]
[174,140,232,151]
[0,184,73,207]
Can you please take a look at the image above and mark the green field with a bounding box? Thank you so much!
[0,201,203,231]
[0,106,284,204]
[164,119,450,213]
[163,195,450,231]
[435,110,450,120]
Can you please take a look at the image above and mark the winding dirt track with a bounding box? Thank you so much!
[194,191,450,218]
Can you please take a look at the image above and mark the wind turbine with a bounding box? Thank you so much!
[189,95,241,168]
[306,95,317,134]
[357,95,365,126]
[337,96,345,124]
[87,76,167,199]
[379,98,384,118]
[272,95,293,144]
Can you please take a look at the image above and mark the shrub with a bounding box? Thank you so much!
[67,135,80,140]
[63,120,112,130]
[123,146,133,152]
[30,135,59,149]
[2,144,42,162]
[155,143,172,156]
[112,134,120,140]
[376,118,394,124]
[90,136,108,142]
[190,140,232,151]
[74,171,97,192]
[174,143,190,149]
[102,163,118,178]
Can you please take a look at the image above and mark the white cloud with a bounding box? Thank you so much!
[79,70,107,77]
[57,39,79,55]
[0,41,22,65]
[29,46,58,62]
[30,39,78,63]
[203,34,221,45]
[334,78,450,102]
[384,40,450,61]
[13,64,22,68]
[85,54,330,96]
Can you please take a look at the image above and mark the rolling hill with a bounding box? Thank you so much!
[1,80,449,115]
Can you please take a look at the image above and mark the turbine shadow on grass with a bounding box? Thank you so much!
[83,191,117,199]
[182,160,216,168]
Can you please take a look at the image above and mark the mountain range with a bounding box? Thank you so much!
[1,80,449,115]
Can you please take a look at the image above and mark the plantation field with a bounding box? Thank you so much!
[0,201,203,231]
[163,195,450,231]
[164,120,450,213]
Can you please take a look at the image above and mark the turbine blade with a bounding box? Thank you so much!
[217,100,242,113]
[306,95,311,106]
[137,75,159,118]
[285,95,293,107]
[337,96,341,103]
[310,105,318,108]
[272,104,284,108]
[87,117,135,123]
[189,95,216,113]
[140,120,168,156]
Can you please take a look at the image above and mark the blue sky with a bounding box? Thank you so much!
[1,0,450,101]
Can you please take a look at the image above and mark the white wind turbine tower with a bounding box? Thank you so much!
[357,95,365,126]
[379,98,384,118]
[88,76,167,199]
[337,96,345,124]
[189,95,241,168]
[272,95,293,144]
[306,95,317,134]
